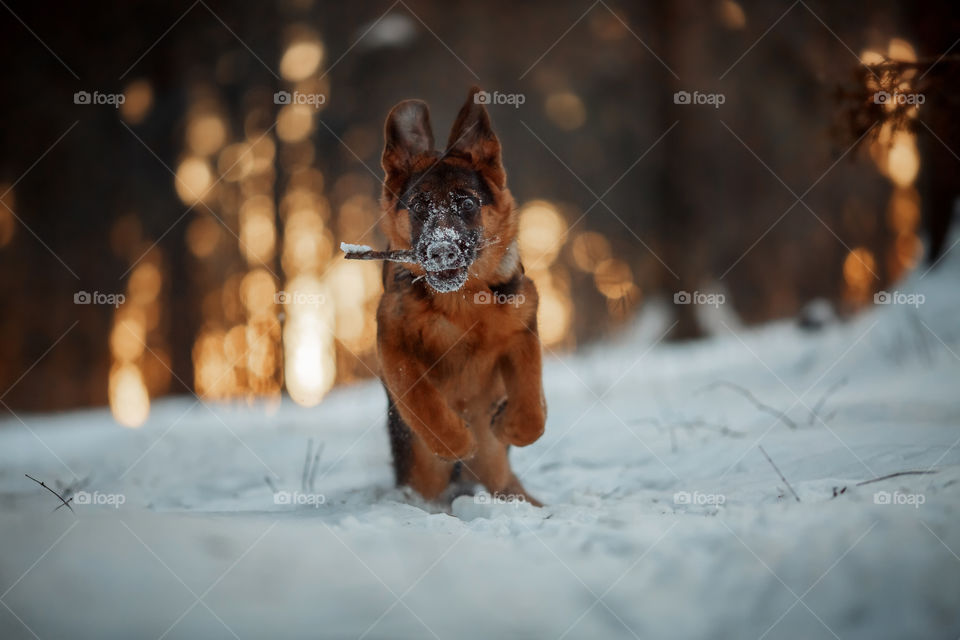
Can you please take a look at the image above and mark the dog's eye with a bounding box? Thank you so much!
[461,198,478,213]
[412,201,427,216]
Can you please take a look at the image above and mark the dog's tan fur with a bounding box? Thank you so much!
[376,87,546,504]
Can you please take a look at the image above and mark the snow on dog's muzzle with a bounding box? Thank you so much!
[417,226,477,293]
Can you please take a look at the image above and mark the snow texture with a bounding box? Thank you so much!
[340,242,374,254]
[2,239,960,639]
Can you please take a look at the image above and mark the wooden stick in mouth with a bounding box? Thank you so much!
[340,242,417,264]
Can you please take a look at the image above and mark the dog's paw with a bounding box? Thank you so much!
[431,427,477,461]
[493,405,545,447]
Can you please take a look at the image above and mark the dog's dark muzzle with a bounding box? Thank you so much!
[416,227,478,293]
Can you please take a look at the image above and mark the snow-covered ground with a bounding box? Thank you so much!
[2,246,959,640]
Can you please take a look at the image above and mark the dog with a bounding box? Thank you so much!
[376,87,546,505]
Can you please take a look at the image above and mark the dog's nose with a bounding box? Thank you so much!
[426,241,461,269]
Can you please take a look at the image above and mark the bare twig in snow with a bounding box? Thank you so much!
[308,444,324,493]
[25,474,75,513]
[831,469,938,498]
[698,381,798,429]
[854,470,937,487]
[808,377,847,426]
[302,439,314,492]
[757,446,801,503]
[264,475,279,494]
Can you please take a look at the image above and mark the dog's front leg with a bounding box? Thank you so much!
[493,329,546,447]
[380,341,477,460]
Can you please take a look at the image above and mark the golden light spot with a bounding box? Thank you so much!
[718,0,746,29]
[120,79,154,125]
[571,231,611,273]
[110,311,147,362]
[218,143,255,182]
[0,185,15,248]
[518,200,567,268]
[538,287,572,347]
[240,196,276,265]
[240,206,277,265]
[593,258,636,299]
[223,324,248,363]
[282,208,332,275]
[338,193,378,239]
[887,130,920,187]
[193,329,236,398]
[175,157,215,204]
[283,275,335,406]
[249,135,277,174]
[187,216,221,258]
[187,114,228,156]
[129,262,163,305]
[545,92,587,131]
[842,247,877,303]
[888,38,917,62]
[245,320,280,380]
[887,187,920,234]
[109,363,150,428]
[860,49,886,66]
[277,104,314,143]
[327,259,381,352]
[240,268,277,315]
[894,233,922,269]
[288,166,324,193]
[280,40,324,82]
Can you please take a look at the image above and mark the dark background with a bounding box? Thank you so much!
[0,0,957,418]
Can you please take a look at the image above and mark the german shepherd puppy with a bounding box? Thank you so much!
[377,87,546,504]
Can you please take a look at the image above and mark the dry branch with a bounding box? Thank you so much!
[758,446,801,503]
[341,242,416,264]
[698,381,798,430]
[25,474,75,514]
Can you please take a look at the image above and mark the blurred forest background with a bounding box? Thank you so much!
[0,0,957,424]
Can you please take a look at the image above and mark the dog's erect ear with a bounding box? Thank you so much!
[446,87,505,189]
[383,100,435,177]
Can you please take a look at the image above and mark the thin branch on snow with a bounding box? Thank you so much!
[53,476,88,512]
[697,381,798,430]
[308,444,324,493]
[854,470,938,487]
[807,377,847,426]
[264,475,279,494]
[25,473,75,514]
[757,446,801,503]
[302,439,314,492]
[629,416,745,443]
[831,469,938,498]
